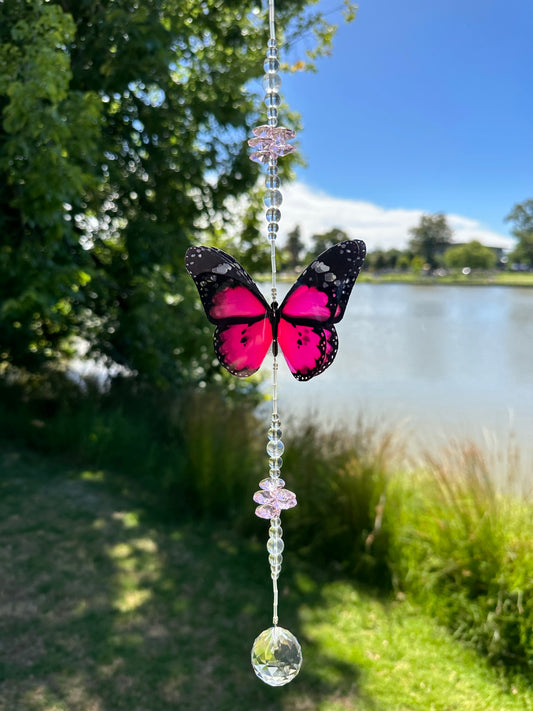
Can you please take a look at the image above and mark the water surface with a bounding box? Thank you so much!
[260,283,533,477]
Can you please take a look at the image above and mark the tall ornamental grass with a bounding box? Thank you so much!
[388,442,533,671]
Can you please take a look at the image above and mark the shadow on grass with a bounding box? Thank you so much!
[0,445,373,711]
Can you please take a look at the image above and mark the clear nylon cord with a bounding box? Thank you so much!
[269,0,279,628]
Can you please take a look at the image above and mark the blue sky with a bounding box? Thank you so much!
[270,0,532,250]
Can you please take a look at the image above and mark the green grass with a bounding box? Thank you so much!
[1,443,532,711]
[356,271,533,286]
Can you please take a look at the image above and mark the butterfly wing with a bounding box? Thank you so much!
[185,246,273,377]
[278,239,366,380]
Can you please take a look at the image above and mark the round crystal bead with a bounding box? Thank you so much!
[267,162,279,176]
[269,455,282,469]
[266,176,281,190]
[267,223,279,234]
[268,425,282,439]
[267,439,284,457]
[251,627,302,686]
[271,413,280,423]
[267,107,278,125]
[265,93,281,108]
[264,190,283,208]
[269,553,283,566]
[269,527,283,541]
[263,73,282,93]
[264,58,280,73]
[267,537,285,555]
[266,208,281,223]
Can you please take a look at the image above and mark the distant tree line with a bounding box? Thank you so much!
[283,203,533,273]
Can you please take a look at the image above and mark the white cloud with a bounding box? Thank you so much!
[279,183,515,251]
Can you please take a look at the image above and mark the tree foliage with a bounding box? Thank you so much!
[284,224,305,270]
[0,0,353,386]
[307,227,349,260]
[408,213,453,268]
[443,241,497,270]
[506,199,533,267]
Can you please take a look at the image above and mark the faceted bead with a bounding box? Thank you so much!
[267,537,285,555]
[264,190,283,208]
[259,477,285,491]
[277,489,297,509]
[251,626,303,687]
[264,58,280,73]
[264,93,281,108]
[253,490,273,505]
[255,503,279,519]
[249,152,271,165]
[266,439,284,457]
[262,73,282,93]
[268,425,282,439]
[266,208,281,223]
[271,143,296,158]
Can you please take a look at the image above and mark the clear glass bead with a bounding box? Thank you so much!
[265,175,281,190]
[266,208,281,223]
[267,107,278,125]
[264,189,283,208]
[268,425,282,439]
[267,537,285,555]
[270,516,281,527]
[268,38,277,48]
[264,58,280,73]
[267,223,279,234]
[264,93,281,108]
[269,523,282,538]
[271,413,280,422]
[263,73,282,93]
[269,553,283,566]
[251,626,302,686]
[267,439,284,457]
[267,162,279,177]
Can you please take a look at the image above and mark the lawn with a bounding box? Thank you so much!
[1,444,531,711]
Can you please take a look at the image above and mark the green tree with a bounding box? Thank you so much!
[284,225,305,270]
[443,241,497,270]
[506,199,533,267]
[0,0,354,385]
[307,227,349,261]
[408,213,453,269]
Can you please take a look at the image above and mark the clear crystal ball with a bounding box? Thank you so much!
[251,626,302,686]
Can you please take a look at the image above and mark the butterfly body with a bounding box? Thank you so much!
[185,239,366,381]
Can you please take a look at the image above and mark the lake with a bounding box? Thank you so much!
[259,283,533,480]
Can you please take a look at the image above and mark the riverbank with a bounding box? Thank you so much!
[275,270,533,287]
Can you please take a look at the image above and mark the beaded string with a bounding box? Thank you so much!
[249,0,302,688]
